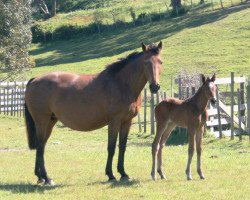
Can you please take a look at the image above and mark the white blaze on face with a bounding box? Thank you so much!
[209,81,217,100]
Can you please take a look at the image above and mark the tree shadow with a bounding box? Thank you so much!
[30,3,249,69]
[0,182,64,194]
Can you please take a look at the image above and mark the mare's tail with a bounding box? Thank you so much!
[24,78,37,150]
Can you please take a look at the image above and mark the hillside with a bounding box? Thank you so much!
[29,3,250,92]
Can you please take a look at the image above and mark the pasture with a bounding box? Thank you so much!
[29,4,250,92]
[0,115,249,200]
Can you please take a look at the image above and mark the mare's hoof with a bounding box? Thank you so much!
[187,176,192,181]
[37,178,45,186]
[45,179,55,186]
[108,177,117,182]
[200,176,205,180]
[151,175,157,181]
[120,175,132,182]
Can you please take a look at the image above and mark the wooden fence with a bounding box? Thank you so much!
[137,72,250,140]
[0,81,27,117]
[1,73,250,140]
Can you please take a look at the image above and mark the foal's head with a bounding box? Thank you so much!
[201,74,217,105]
[142,41,163,94]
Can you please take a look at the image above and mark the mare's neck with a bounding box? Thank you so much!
[191,86,209,113]
[117,57,147,99]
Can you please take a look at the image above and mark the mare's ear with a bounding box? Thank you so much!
[211,73,216,82]
[201,74,206,84]
[142,42,148,52]
[158,41,162,50]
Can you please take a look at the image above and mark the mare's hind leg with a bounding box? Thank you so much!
[185,126,196,181]
[35,116,57,185]
[151,119,168,181]
[117,120,132,180]
[157,123,175,179]
[105,121,119,181]
[196,125,205,179]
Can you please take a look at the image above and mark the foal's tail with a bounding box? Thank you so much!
[24,78,37,150]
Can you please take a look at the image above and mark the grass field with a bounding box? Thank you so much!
[28,3,250,92]
[0,115,249,200]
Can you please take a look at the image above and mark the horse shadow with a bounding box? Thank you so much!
[87,179,141,188]
[0,182,64,194]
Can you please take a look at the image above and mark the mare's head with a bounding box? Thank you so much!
[142,41,163,93]
[201,74,217,105]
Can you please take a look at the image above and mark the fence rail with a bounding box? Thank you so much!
[1,72,250,140]
[0,81,27,117]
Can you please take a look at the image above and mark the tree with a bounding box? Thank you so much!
[171,0,182,11]
[33,0,57,19]
[0,0,32,82]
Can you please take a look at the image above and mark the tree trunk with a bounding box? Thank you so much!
[51,0,56,17]
[171,0,182,10]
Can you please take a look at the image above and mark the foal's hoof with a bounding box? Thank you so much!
[151,175,157,181]
[187,176,192,181]
[200,176,205,180]
[37,178,45,186]
[160,175,166,180]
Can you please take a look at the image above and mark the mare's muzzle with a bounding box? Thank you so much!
[210,97,217,106]
[149,83,160,94]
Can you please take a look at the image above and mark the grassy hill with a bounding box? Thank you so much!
[29,3,250,92]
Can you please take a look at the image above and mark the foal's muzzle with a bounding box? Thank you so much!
[210,97,217,106]
[149,83,160,94]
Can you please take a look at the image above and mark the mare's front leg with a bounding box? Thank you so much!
[117,120,132,181]
[185,126,195,181]
[105,121,120,181]
[196,125,205,179]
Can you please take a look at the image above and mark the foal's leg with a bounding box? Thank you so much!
[117,120,132,180]
[151,120,168,181]
[157,123,175,179]
[35,118,57,185]
[196,126,205,179]
[185,127,195,181]
[105,122,120,181]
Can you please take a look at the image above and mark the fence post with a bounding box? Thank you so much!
[240,76,245,121]
[247,79,250,140]
[7,82,9,115]
[216,87,222,138]
[237,89,242,141]
[150,93,155,135]
[178,75,182,99]
[138,112,142,132]
[230,72,235,140]
[144,88,147,133]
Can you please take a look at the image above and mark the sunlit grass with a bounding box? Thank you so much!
[0,115,249,200]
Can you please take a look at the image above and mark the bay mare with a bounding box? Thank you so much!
[25,42,163,185]
[151,74,217,181]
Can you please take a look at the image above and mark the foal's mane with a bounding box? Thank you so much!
[105,44,160,74]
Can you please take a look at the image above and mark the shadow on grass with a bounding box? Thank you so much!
[0,183,64,193]
[30,3,249,68]
[87,179,141,188]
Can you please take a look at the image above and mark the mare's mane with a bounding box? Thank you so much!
[105,44,160,74]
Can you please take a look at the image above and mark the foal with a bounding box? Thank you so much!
[151,74,217,181]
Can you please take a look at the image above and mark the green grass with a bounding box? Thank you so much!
[0,114,249,200]
[28,4,250,93]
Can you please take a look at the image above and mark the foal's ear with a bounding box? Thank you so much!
[158,41,162,50]
[201,74,206,84]
[142,42,148,52]
[211,73,216,82]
